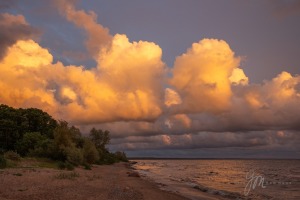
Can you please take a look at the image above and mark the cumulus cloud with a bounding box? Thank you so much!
[0,13,40,60]
[229,68,249,85]
[0,36,165,123]
[55,0,112,58]
[170,39,240,114]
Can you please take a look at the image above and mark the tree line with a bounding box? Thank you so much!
[0,104,127,168]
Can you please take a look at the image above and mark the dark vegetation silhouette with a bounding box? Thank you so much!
[0,104,127,169]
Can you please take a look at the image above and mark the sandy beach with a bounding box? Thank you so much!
[0,162,195,200]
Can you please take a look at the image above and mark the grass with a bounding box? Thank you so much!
[86,174,101,181]
[54,172,80,180]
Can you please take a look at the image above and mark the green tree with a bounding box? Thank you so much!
[0,104,57,152]
[54,121,75,148]
[83,139,99,164]
[89,128,110,151]
[19,108,57,138]
[0,105,22,151]
[15,132,47,156]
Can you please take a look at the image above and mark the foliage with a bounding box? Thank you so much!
[0,104,128,168]
[83,139,99,164]
[54,172,79,180]
[0,104,57,152]
[114,151,128,162]
[83,163,92,170]
[15,132,47,156]
[0,155,7,169]
[57,161,74,170]
[89,128,110,152]
[65,147,83,166]
[4,151,21,161]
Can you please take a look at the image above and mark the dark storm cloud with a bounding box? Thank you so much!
[0,13,40,60]
[109,130,300,152]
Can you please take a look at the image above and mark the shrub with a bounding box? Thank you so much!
[96,152,117,165]
[114,151,128,162]
[54,172,79,180]
[57,161,74,170]
[0,155,7,169]
[15,132,47,156]
[65,147,83,166]
[4,151,21,161]
[65,162,74,170]
[83,139,99,164]
[57,161,66,169]
[83,163,92,170]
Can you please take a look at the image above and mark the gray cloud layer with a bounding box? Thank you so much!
[0,13,40,60]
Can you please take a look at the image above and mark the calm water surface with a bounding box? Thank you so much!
[133,160,300,200]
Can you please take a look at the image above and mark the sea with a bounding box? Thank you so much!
[132,159,300,200]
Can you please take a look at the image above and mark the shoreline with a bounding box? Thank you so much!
[129,162,227,200]
[0,162,194,200]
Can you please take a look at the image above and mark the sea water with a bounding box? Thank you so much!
[133,159,300,200]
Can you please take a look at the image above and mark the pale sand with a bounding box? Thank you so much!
[0,163,221,200]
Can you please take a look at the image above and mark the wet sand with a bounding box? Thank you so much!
[0,162,196,200]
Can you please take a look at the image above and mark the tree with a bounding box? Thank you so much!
[0,104,58,152]
[54,121,75,148]
[89,128,110,151]
[19,108,57,138]
[0,105,23,151]
[82,139,99,164]
[15,132,47,156]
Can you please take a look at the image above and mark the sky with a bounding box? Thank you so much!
[0,0,299,158]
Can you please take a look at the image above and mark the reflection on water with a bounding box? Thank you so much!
[133,160,300,200]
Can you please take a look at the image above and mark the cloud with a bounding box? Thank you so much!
[0,35,165,124]
[109,130,300,151]
[170,39,241,114]
[55,0,112,58]
[229,68,249,85]
[0,13,40,60]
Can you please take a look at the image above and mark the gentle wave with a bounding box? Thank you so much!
[133,159,300,200]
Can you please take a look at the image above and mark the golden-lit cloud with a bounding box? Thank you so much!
[170,39,241,113]
[0,35,165,123]
[55,0,112,57]
[229,68,249,85]
[164,88,182,107]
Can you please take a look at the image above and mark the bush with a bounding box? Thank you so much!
[83,139,99,164]
[0,155,7,169]
[96,152,117,165]
[57,161,74,170]
[83,163,92,170]
[65,162,74,170]
[114,151,128,162]
[15,132,47,156]
[65,147,83,166]
[54,172,79,180]
[4,151,21,161]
